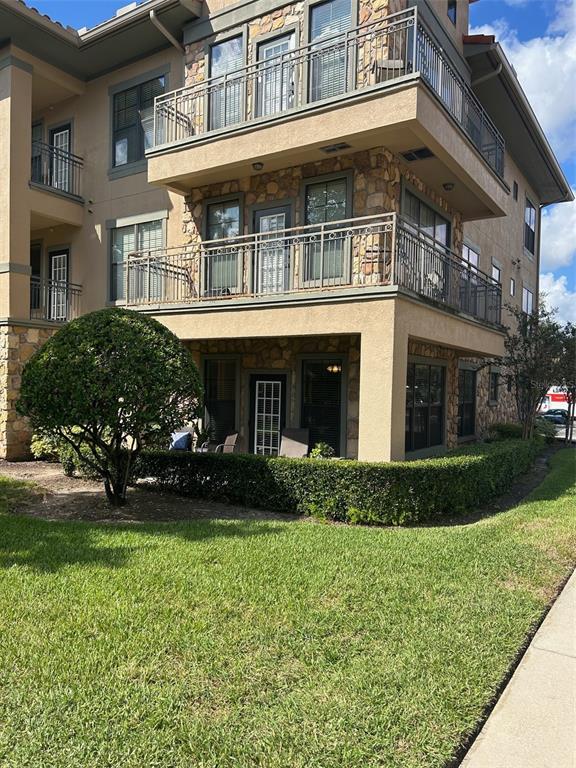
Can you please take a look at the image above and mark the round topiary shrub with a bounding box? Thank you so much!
[18,308,202,506]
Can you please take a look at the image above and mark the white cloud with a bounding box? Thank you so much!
[540,272,576,324]
[540,191,576,270]
[470,3,576,162]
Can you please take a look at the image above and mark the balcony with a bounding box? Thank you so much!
[149,6,504,191]
[30,277,82,323]
[120,214,501,326]
[30,141,83,200]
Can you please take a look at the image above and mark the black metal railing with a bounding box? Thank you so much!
[152,6,504,177]
[30,141,83,199]
[30,277,82,322]
[119,213,501,325]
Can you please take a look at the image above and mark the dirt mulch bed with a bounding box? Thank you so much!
[0,460,302,524]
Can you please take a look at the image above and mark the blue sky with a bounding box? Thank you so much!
[31,0,576,321]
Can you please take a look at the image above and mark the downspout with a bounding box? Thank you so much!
[472,62,503,86]
[149,9,185,53]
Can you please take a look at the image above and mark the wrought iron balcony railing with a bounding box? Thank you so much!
[151,6,504,177]
[30,141,83,199]
[30,277,82,323]
[119,214,501,325]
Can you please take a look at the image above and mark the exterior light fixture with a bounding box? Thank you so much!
[442,182,455,192]
[252,162,264,171]
[326,364,342,374]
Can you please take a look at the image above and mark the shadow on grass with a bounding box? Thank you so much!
[0,513,285,573]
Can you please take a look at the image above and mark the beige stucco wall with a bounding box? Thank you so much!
[464,150,541,324]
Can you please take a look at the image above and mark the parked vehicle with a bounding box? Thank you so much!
[541,409,569,425]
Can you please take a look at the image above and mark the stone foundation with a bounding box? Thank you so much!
[187,335,360,458]
[0,324,56,460]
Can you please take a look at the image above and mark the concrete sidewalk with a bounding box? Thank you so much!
[461,569,576,768]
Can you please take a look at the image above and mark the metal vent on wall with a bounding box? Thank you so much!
[401,147,434,162]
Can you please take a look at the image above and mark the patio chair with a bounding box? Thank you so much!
[279,428,310,458]
[199,432,239,454]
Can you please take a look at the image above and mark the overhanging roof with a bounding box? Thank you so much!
[0,0,202,80]
[464,38,572,206]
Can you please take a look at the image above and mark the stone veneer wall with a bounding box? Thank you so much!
[185,0,409,88]
[0,324,56,460]
[469,361,518,436]
[187,335,360,457]
[183,147,463,256]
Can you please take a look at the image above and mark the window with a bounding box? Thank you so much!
[447,0,457,24]
[462,243,479,270]
[489,370,499,404]
[301,359,343,455]
[110,219,164,300]
[404,190,450,248]
[209,36,244,129]
[522,286,534,314]
[113,76,165,167]
[309,0,352,101]
[256,33,295,116]
[457,368,476,438]
[204,359,237,445]
[513,181,518,200]
[492,264,501,283]
[304,176,349,283]
[524,198,536,254]
[205,199,241,296]
[405,362,445,452]
[510,277,516,296]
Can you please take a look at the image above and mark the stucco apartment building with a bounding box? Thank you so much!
[0,0,572,461]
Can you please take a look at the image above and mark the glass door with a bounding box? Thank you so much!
[309,0,352,103]
[254,206,291,294]
[48,249,68,321]
[249,374,287,455]
[209,36,244,130]
[256,33,295,117]
[49,124,71,193]
[303,177,349,286]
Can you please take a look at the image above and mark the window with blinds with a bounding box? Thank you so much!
[405,362,445,452]
[204,359,237,444]
[209,36,244,130]
[113,76,165,167]
[457,368,476,438]
[309,0,352,102]
[301,360,343,455]
[110,219,164,301]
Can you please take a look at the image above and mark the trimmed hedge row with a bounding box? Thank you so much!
[134,439,543,525]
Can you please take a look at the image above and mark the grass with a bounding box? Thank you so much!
[0,450,574,768]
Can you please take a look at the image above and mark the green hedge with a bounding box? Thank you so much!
[134,439,543,525]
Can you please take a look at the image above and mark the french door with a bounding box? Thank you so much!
[48,250,69,322]
[249,374,287,455]
[256,33,295,117]
[49,124,72,193]
[254,206,291,294]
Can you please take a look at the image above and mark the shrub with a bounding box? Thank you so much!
[310,442,336,460]
[534,417,557,444]
[486,422,524,442]
[17,308,201,506]
[134,439,543,526]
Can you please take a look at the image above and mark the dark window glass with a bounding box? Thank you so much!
[458,368,476,437]
[113,76,165,166]
[404,190,450,248]
[513,181,518,200]
[405,362,445,452]
[301,360,342,455]
[524,199,536,254]
[209,36,244,129]
[447,0,457,24]
[522,286,534,314]
[489,371,499,403]
[204,359,237,444]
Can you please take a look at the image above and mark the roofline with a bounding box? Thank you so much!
[0,0,201,48]
[466,39,573,204]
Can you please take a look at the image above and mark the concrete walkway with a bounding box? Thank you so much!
[461,569,576,768]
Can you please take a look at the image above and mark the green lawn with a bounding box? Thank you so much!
[0,451,574,768]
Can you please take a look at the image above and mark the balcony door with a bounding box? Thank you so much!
[49,124,71,193]
[309,0,352,103]
[48,249,69,322]
[209,36,244,130]
[303,176,350,287]
[254,206,292,294]
[256,33,295,117]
